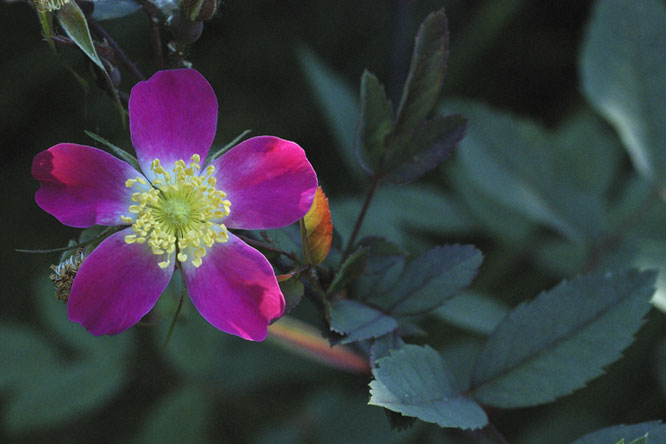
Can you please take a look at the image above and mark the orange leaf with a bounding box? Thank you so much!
[303,186,333,265]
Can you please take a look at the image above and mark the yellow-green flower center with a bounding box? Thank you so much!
[122,154,231,269]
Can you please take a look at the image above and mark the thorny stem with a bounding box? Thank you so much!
[164,269,186,348]
[136,0,165,69]
[87,17,146,81]
[343,175,380,259]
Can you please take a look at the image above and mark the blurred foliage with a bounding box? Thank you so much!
[2,0,666,443]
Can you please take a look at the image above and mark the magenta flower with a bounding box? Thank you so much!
[32,69,318,340]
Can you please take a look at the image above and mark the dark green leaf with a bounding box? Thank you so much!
[0,324,59,389]
[450,100,606,242]
[570,421,665,444]
[329,300,398,344]
[369,345,488,429]
[554,110,622,195]
[370,332,405,366]
[280,277,305,315]
[5,352,127,432]
[58,2,126,125]
[92,0,142,21]
[297,46,362,180]
[358,237,406,276]
[137,385,210,444]
[385,114,467,184]
[327,247,368,295]
[335,184,478,248]
[434,291,509,335]
[392,9,448,144]
[471,269,657,408]
[85,130,140,170]
[58,3,105,71]
[581,0,666,183]
[369,244,483,316]
[355,70,393,174]
[449,162,534,244]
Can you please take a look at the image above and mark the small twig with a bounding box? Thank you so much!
[136,0,165,69]
[343,175,380,259]
[237,234,300,262]
[88,16,146,81]
[16,226,118,254]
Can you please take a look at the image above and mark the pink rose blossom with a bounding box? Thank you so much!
[32,69,318,340]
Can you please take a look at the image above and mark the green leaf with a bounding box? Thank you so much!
[392,9,448,145]
[329,300,398,344]
[369,345,488,429]
[335,184,478,249]
[327,247,368,296]
[280,277,304,315]
[471,269,657,408]
[156,286,224,379]
[297,46,362,180]
[85,130,140,170]
[570,421,665,444]
[385,114,467,184]
[450,99,606,243]
[137,385,210,444]
[448,162,534,244]
[369,244,483,316]
[434,291,509,335]
[355,70,393,175]
[581,0,666,182]
[0,324,60,389]
[58,2,126,125]
[370,332,405,365]
[5,351,127,433]
[92,0,142,21]
[554,109,622,195]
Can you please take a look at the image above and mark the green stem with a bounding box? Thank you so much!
[164,270,186,348]
[300,218,311,265]
[343,175,380,259]
[16,226,118,254]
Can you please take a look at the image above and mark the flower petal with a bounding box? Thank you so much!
[32,143,142,228]
[181,233,285,341]
[129,69,218,179]
[213,136,318,230]
[68,228,175,335]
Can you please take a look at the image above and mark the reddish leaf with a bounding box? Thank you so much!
[303,186,333,265]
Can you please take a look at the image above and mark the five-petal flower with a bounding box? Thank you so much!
[32,69,318,340]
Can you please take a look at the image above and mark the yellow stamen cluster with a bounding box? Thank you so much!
[122,154,231,269]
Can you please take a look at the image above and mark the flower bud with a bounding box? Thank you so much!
[180,0,218,22]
